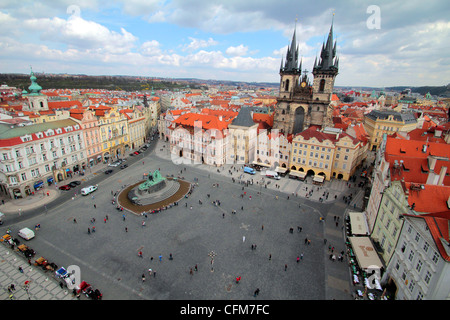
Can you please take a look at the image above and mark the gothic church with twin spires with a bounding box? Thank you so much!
[273,21,339,135]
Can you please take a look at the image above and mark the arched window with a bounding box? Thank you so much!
[319,79,326,92]
[285,79,290,92]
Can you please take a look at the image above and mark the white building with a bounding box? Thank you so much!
[383,213,450,300]
[0,119,86,198]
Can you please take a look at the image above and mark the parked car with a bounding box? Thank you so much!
[108,161,121,167]
[120,164,128,169]
[69,181,81,188]
[59,185,71,190]
[105,169,113,174]
[134,151,140,155]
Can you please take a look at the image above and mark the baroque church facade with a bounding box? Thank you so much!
[273,22,339,135]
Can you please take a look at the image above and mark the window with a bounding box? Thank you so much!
[432,252,439,264]
[415,233,421,243]
[319,79,325,92]
[408,250,415,261]
[424,271,432,284]
[416,260,423,273]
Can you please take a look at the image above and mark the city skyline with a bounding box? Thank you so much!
[0,0,449,87]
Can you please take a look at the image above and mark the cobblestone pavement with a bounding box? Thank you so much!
[0,242,77,300]
[0,139,375,300]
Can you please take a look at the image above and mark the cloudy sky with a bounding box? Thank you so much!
[0,0,449,87]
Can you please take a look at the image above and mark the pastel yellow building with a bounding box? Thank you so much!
[98,107,129,162]
[290,127,367,182]
[364,110,417,151]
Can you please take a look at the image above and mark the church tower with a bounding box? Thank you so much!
[274,18,339,135]
[279,28,301,100]
[23,68,49,112]
[312,22,339,103]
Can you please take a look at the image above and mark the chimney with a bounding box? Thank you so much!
[438,166,447,185]
[428,156,437,172]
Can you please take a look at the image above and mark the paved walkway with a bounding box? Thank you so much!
[0,139,374,300]
[0,242,77,300]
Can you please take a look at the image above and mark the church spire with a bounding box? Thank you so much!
[282,21,300,74]
[313,15,338,74]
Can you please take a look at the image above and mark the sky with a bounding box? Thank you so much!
[0,0,449,87]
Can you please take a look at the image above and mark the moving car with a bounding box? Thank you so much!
[18,227,35,240]
[59,185,71,190]
[105,169,113,174]
[81,185,98,196]
[120,164,128,169]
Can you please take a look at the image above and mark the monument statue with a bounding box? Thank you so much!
[127,169,180,206]
[138,170,166,192]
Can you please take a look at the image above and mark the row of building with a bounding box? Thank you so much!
[359,121,450,300]
[154,21,450,300]
[0,71,160,199]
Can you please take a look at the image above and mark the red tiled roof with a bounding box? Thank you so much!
[172,113,232,131]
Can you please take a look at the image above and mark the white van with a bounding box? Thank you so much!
[265,170,281,180]
[81,185,98,196]
[18,227,35,240]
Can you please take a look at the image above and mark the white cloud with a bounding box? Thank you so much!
[182,37,218,52]
[226,45,248,57]
[23,15,137,54]
[140,40,162,56]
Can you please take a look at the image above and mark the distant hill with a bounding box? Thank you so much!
[0,73,201,92]
[387,84,450,97]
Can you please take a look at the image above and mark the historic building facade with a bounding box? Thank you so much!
[274,25,339,134]
[273,23,339,135]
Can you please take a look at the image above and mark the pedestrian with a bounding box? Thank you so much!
[88,228,90,234]
[159,255,162,262]
[254,288,260,297]
[125,227,128,232]
[194,264,198,271]
[284,264,287,271]
[94,204,96,209]
[142,221,146,227]
[269,253,271,260]
[73,218,77,223]
[296,256,300,263]
[142,274,146,282]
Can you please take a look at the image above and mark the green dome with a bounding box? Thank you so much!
[28,70,42,94]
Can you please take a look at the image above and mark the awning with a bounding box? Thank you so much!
[33,181,44,189]
[252,161,271,167]
[313,175,325,183]
[289,171,306,178]
[47,177,54,183]
[348,211,369,236]
[275,166,288,173]
[349,237,383,270]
